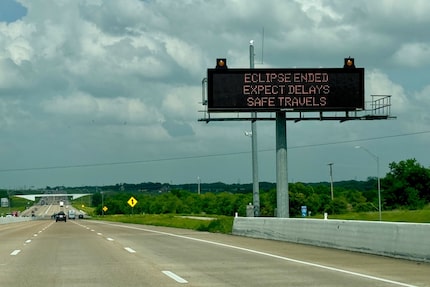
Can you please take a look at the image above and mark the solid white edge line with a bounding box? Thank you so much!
[162,270,188,284]
[10,249,21,256]
[93,221,420,287]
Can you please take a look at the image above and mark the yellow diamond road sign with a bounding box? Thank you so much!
[128,196,138,208]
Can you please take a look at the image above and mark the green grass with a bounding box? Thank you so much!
[93,214,234,233]
[314,206,430,223]
[71,203,95,216]
[0,197,33,215]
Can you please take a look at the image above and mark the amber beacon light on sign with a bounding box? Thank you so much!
[216,58,227,69]
[344,57,355,68]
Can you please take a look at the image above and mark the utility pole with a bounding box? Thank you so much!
[328,163,334,200]
[197,176,201,195]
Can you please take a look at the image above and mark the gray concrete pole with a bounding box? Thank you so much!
[377,156,381,221]
[250,41,260,216]
[276,111,289,217]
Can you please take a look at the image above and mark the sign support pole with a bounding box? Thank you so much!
[249,41,260,217]
[276,111,289,217]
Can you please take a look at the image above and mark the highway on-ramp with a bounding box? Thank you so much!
[1,219,429,287]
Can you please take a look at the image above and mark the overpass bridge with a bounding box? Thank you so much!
[14,193,91,201]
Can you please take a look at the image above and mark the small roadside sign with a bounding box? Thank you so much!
[128,196,138,208]
[103,206,108,212]
[301,206,307,217]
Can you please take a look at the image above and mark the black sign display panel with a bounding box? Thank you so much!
[207,68,365,112]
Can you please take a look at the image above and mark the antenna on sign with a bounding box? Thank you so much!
[261,27,264,65]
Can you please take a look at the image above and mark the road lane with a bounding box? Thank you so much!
[0,220,53,261]
[1,220,182,287]
[1,219,429,286]
[78,220,430,286]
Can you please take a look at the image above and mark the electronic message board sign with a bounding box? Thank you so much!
[207,68,364,112]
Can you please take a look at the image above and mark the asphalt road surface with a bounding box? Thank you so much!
[1,219,429,287]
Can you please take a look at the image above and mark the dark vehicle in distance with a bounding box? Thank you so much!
[78,213,84,219]
[55,211,67,222]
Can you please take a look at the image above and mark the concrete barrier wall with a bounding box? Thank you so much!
[0,216,32,224]
[232,217,430,262]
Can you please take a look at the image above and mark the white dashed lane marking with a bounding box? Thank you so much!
[10,250,21,256]
[124,247,136,253]
[162,270,188,284]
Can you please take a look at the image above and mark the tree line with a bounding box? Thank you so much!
[90,159,430,217]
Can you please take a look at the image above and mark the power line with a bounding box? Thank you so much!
[288,130,430,150]
[1,130,429,173]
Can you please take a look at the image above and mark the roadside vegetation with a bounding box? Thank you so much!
[88,159,430,215]
[1,158,430,233]
[94,214,234,234]
[322,205,430,223]
[0,197,30,216]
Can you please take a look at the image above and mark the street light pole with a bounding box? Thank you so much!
[355,146,382,221]
[250,40,260,217]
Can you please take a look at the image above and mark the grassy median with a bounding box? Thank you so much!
[323,207,430,223]
[93,214,235,234]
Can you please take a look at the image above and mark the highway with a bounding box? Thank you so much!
[1,217,429,286]
[19,197,82,219]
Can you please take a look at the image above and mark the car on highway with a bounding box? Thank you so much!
[55,211,67,222]
[68,209,76,220]
[78,213,84,219]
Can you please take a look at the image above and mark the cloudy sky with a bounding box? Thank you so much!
[0,0,429,189]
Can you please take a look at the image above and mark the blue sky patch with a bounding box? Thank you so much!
[0,0,27,23]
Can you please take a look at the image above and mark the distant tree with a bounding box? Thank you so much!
[383,159,430,209]
[0,189,7,198]
[92,192,102,206]
[324,197,348,214]
[259,189,276,216]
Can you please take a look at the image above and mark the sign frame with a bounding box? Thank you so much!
[207,68,365,112]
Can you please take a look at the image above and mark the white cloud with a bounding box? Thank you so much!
[161,85,201,120]
[0,99,28,129]
[42,92,164,125]
[410,85,430,127]
[392,42,430,67]
[365,69,408,114]
[162,35,205,77]
[0,0,430,187]
[296,0,342,24]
